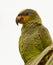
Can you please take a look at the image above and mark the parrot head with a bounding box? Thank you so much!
[16,9,41,25]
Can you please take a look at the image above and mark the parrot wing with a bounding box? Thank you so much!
[39,25,52,49]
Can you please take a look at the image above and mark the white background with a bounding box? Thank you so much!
[0,0,53,65]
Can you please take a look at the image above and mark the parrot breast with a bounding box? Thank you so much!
[19,23,44,63]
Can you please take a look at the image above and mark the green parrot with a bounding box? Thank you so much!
[16,9,52,65]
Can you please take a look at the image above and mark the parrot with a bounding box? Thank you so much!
[16,9,52,65]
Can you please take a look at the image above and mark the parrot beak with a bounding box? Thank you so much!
[16,17,18,25]
[16,16,20,25]
[16,16,24,25]
[16,15,29,25]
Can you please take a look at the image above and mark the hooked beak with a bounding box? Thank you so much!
[16,15,29,25]
[16,16,24,25]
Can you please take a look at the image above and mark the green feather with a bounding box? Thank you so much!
[16,9,52,64]
[19,21,52,63]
